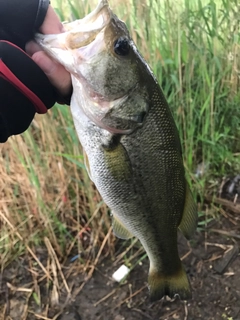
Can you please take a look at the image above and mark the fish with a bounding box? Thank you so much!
[35,0,198,301]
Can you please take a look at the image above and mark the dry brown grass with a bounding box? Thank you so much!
[0,105,117,318]
[0,108,114,269]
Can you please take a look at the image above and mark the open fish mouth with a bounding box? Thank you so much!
[35,0,148,134]
[35,0,112,67]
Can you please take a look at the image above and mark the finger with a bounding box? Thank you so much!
[32,51,71,97]
[39,6,65,34]
[25,41,42,56]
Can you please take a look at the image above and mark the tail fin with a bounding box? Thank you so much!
[148,264,191,301]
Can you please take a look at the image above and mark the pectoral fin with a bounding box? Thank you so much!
[112,213,133,240]
[178,182,198,240]
[102,141,132,182]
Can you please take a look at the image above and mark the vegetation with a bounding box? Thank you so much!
[1,0,240,289]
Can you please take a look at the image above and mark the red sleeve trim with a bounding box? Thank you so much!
[0,49,48,114]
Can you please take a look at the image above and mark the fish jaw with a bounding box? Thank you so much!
[35,32,75,73]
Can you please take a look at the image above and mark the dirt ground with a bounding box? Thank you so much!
[1,203,240,320]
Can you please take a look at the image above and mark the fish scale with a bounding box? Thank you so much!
[36,0,198,301]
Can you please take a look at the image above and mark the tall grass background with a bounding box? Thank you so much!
[1,0,240,270]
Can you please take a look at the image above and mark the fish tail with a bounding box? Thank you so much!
[148,264,191,301]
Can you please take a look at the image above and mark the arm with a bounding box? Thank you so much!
[0,0,71,142]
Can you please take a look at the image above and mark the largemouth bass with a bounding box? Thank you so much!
[36,0,198,301]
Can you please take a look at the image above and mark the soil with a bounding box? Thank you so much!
[1,209,240,320]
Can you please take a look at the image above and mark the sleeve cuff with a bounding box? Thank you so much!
[35,0,50,30]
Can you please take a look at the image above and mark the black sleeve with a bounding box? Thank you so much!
[0,41,57,142]
[0,80,36,142]
[0,0,49,49]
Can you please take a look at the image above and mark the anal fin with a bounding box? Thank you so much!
[178,182,198,240]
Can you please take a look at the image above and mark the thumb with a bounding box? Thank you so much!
[32,51,71,97]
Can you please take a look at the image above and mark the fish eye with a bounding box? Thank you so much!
[114,37,130,56]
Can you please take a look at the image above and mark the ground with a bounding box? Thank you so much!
[1,202,240,320]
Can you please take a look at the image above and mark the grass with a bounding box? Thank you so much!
[1,0,240,315]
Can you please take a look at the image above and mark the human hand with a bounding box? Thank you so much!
[0,0,71,142]
[26,6,71,98]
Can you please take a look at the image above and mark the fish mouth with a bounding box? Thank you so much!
[35,0,112,64]
[35,0,119,130]
[35,0,146,134]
